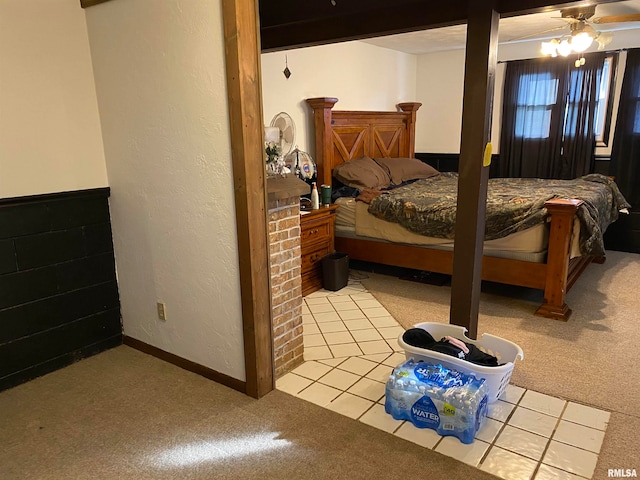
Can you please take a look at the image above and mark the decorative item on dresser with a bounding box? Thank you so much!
[300,204,339,296]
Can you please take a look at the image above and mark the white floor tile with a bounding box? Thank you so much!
[534,464,586,480]
[332,301,360,311]
[318,358,344,367]
[275,373,313,395]
[347,377,386,402]
[317,368,361,390]
[303,346,333,361]
[561,402,610,431]
[308,303,337,314]
[350,293,375,301]
[476,417,503,443]
[552,420,606,454]
[481,446,538,480]
[313,311,342,323]
[365,364,393,383]
[386,337,404,352]
[368,316,400,328]
[328,296,357,304]
[318,321,348,333]
[303,323,320,335]
[508,407,557,438]
[435,436,490,467]
[495,425,549,461]
[362,307,391,318]
[354,299,382,309]
[382,352,406,367]
[326,392,374,419]
[323,331,355,345]
[301,305,310,315]
[394,422,442,449]
[305,296,331,305]
[291,361,333,381]
[377,325,404,339]
[350,329,383,342]
[305,290,331,299]
[296,382,342,407]
[488,400,516,423]
[302,313,315,324]
[337,309,367,321]
[335,357,377,376]
[359,404,403,433]
[343,319,374,331]
[519,390,566,417]
[360,353,392,363]
[500,384,526,404]
[359,340,393,355]
[303,333,327,347]
[329,343,363,358]
[542,440,598,479]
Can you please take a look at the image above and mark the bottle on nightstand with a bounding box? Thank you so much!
[310,182,320,210]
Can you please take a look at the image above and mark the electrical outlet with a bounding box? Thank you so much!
[157,302,167,321]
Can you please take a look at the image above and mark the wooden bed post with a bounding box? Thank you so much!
[397,102,421,159]
[306,97,338,188]
[535,199,583,321]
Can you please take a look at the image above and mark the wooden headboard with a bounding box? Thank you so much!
[305,97,422,187]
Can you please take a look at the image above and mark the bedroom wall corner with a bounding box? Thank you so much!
[261,41,417,160]
[84,0,246,382]
[0,0,108,199]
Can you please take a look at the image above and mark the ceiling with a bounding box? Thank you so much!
[361,0,640,54]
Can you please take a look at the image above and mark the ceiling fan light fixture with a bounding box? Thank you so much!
[541,39,559,56]
[571,31,594,52]
[557,39,573,57]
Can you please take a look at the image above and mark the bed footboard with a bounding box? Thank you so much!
[534,199,583,321]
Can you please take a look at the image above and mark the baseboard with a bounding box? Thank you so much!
[122,335,247,394]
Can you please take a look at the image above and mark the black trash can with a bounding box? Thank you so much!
[322,252,349,291]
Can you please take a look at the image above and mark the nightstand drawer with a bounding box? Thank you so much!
[300,218,331,246]
[301,244,331,273]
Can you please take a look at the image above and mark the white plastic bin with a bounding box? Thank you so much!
[398,322,524,403]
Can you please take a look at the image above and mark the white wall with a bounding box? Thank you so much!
[85,0,245,381]
[261,42,416,158]
[0,0,107,198]
[416,29,640,155]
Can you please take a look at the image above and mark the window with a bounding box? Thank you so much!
[594,55,615,144]
[514,56,615,142]
[515,73,559,139]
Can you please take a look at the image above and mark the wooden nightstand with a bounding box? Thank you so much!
[300,204,339,297]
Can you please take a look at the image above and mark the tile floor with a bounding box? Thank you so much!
[276,276,611,480]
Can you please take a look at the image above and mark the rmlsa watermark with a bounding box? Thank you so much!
[608,469,637,478]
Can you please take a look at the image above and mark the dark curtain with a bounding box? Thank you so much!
[499,58,567,178]
[609,48,640,209]
[499,53,607,179]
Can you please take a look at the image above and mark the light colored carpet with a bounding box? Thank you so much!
[359,250,640,476]
[0,345,499,480]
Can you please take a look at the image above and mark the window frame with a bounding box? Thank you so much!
[595,54,617,146]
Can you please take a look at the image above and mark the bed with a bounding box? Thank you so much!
[306,97,629,320]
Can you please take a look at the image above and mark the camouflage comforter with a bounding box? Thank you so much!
[367,172,630,256]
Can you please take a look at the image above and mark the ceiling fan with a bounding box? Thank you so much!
[516,5,640,58]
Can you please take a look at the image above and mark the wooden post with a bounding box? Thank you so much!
[306,97,338,188]
[535,199,582,321]
[397,102,421,159]
[222,0,273,398]
[449,4,499,340]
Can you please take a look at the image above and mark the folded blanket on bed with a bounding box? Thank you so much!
[367,172,630,256]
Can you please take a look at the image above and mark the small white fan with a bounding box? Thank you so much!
[270,112,296,156]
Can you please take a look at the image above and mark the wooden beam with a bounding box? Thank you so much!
[259,0,618,52]
[222,0,274,399]
[449,3,499,340]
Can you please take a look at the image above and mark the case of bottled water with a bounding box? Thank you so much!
[384,359,488,444]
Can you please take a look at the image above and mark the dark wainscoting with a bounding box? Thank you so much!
[0,188,121,391]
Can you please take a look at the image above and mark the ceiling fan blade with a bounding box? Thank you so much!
[507,25,568,42]
[592,14,640,24]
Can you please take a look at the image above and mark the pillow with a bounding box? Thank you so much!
[373,157,439,185]
[332,156,392,190]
